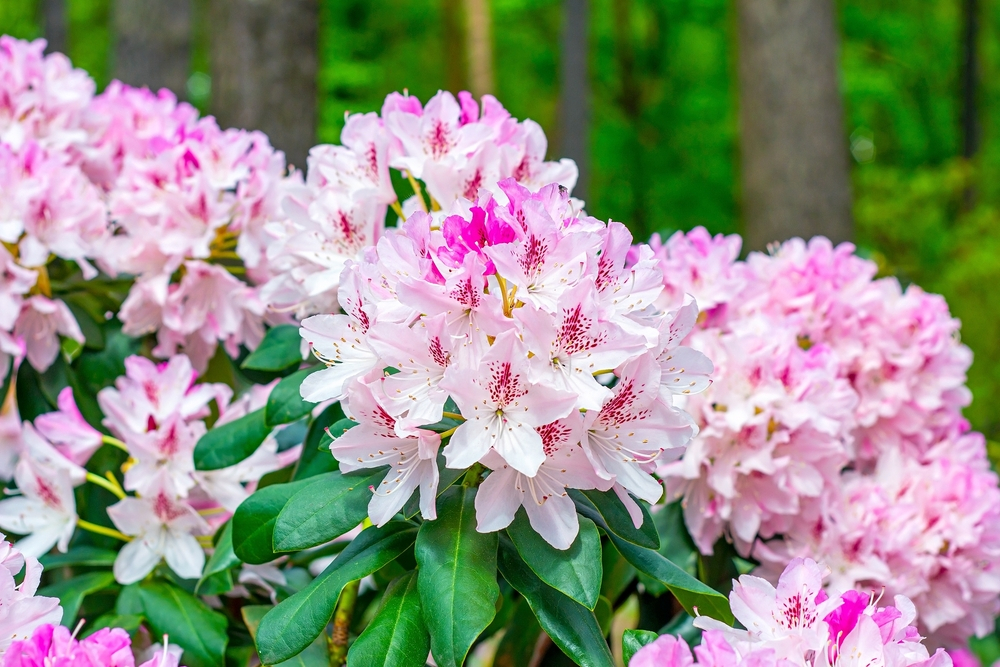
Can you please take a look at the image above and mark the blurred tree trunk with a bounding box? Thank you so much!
[41,0,67,54]
[113,0,191,97]
[442,0,467,93]
[208,0,317,170]
[464,0,494,96]
[737,0,853,250]
[559,0,589,200]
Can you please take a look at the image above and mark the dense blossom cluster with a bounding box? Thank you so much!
[0,355,295,584]
[631,558,953,667]
[0,535,61,654]
[300,179,712,548]
[645,228,998,643]
[261,90,579,318]
[3,625,180,667]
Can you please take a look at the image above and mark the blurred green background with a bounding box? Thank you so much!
[2,0,999,440]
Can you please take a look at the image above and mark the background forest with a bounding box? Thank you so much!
[1,1,998,439]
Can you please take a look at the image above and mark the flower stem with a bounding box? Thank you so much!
[390,200,406,221]
[327,579,359,666]
[86,472,126,500]
[441,412,465,422]
[405,171,428,213]
[76,518,130,542]
[462,463,485,488]
[102,435,129,453]
[439,426,458,439]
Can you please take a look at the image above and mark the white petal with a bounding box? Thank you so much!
[114,534,165,585]
[164,532,206,580]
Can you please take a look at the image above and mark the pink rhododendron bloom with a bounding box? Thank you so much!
[0,404,23,481]
[299,180,710,549]
[3,625,134,666]
[631,559,952,667]
[12,295,84,372]
[0,534,63,653]
[33,387,103,466]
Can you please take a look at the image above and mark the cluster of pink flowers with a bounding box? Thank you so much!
[0,535,61,654]
[3,624,181,667]
[261,90,579,318]
[631,558,952,667]
[299,177,712,549]
[0,355,295,584]
[644,228,997,643]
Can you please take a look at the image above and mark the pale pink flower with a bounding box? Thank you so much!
[34,387,103,466]
[13,296,84,372]
[0,534,63,654]
[3,624,134,667]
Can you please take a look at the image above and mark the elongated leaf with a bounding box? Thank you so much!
[40,571,117,627]
[623,629,660,664]
[256,522,417,664]
[609,534,733,625]
[570,489,659,549]
[40,546,117,569]
[292,402,344,481]
[274,468,386,552]
[242,605,329,666]
[83,614,143,638]
[242,325,304,372]
[138,581,228,667]
[348,571,430,666]
[507,509,602,610]
[233,476,323,564]
[497,540,614,667]
[265,366,320,427]
[640,501,698,597]
[193,409,270,471]
[414,486,499,667]
[0,357,12,408]
[494,599,544,667]
[197,521,239,592]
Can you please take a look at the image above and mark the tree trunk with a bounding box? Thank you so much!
[208,0,317,170]
[463,0,494,96]
[41,0,67,55]
[113,0,191,97]
[737,0,853,250]
[559,0,589,201]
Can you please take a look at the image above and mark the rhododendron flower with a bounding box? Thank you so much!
[107,471,210,584]
[3,623,184,667]
[33,387,103,466]
[0,535,63,653]
[300,180,711,549]
[631,559,953,667]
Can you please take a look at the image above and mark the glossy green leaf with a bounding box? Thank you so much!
[193,408,270,471]
[62,297,105,350]
[256,522,417,664]
[506,509,602,610]
[570,489,659,549]
[414,486,499,667]
[75,323,140,395]
[623,629,660,664]
[274,468,387,552]
[609,534,733,625]
[39,571,117,627]
[497,540,614,667]
[348,571,430,667]
[83,614,143,638]
[494,599,544,667]
[640,501,699,597]
[233,476,323,564]
[40,546,117,569]
[197,521,239,592]
[291,402,344,481]
[601,541,637,603]
[16,361,53,422]
[265,366,321,427]
[242,605,329,666]
[138,581,228,667]
[242,325,304,372]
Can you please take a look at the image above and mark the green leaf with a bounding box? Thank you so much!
[348,571,431,667]
[115,583,144,615]
[570,489,659,549]
[609,534,733,625]
[601,541,636,603]
[414,486,499,667]
[40,546,117,569]
[292,402,344,481]
[75,323,140,395]
[197,521,239,592]
[242,605,329,666]
[623,629,660,664]
[274,468,387,552]
[193,408,270,471]
[138,581,228,667]
[39,571,117,627]
[265,366,321,427]
[233,476,324,564]
[242,325,304,372]
[494,599,544,667]
[256,522,417,664]
[497,539,614,667]
[506,509,602,610]
[0,357,12,410]
[83,614,144,638]
[62,297,106,350]
[640,501,699,597]
[16,361,54,421]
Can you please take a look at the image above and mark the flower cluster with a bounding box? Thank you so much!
[3,624,181,667]
[645,229,996,643]
[299,179,711,549]
[631,558,952,667]
[0,355,295,584]
[261,90,579,318]
[0,535,61,654]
